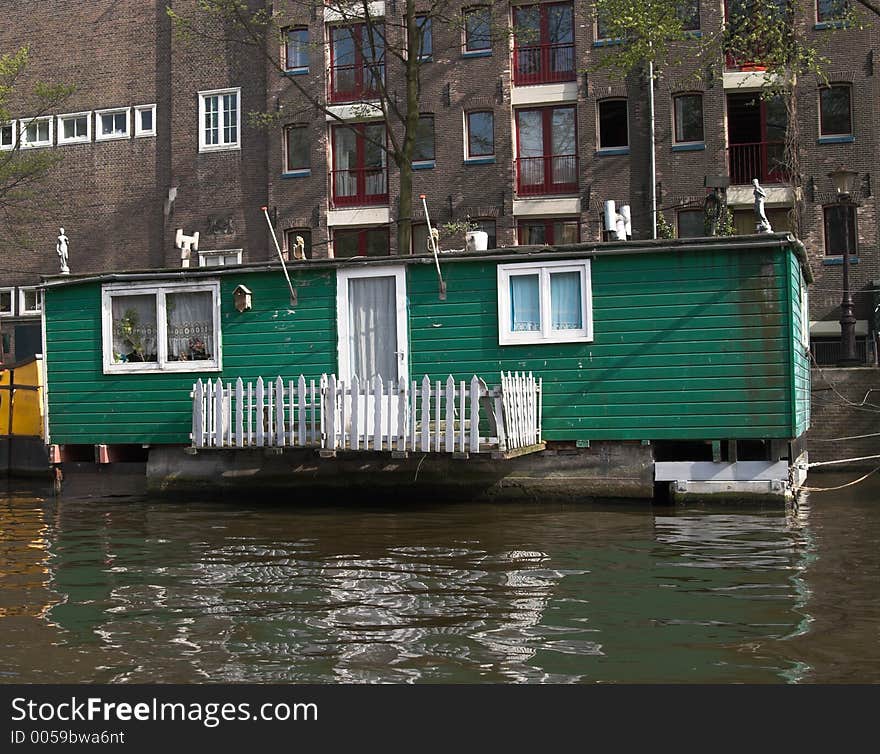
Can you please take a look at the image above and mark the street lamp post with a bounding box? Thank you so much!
[828,167,861,366]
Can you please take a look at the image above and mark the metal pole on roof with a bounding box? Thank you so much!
[420,194,447,300]
[261,206,297,306]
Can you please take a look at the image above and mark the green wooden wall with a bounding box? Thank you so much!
[45,242,805,445]
[788,252,811,438]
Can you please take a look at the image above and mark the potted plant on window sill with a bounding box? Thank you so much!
[441,219,487,252]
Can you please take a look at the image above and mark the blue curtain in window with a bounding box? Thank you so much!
[510,275,540,332]
[550,272,582,330]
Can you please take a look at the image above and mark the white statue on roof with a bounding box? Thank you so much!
[753,179,772,233]
[56,228,70,274]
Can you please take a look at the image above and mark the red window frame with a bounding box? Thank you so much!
[517,218,580,245]
[329,22,385,103]
[512,2,575,85]
[515,105,578,196]
[333,227,390,258]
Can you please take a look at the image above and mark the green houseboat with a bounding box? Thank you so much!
[41,233,811,501]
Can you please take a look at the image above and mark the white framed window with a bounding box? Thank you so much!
[199,88,241,152]
[198,249,242,267]
[134,104,157,137]
[0,121,16,151]
[95,108,131,141]
[101,281,222,374]
[57,112,91,145]
[20,117,52,148]
[18,286,43,316]
[497,259,592,345]
[0,287,15,317]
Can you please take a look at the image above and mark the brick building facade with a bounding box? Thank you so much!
[1,0,879,366]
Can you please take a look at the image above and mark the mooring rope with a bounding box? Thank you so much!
[799,465,880,492]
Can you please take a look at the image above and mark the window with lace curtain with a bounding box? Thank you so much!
[101,281,221,374]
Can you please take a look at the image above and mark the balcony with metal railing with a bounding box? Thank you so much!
[515,155,578,196]
[330,166,388,207]
[727,141,786,185]
[328,63,384,104]
[512,42,576,86]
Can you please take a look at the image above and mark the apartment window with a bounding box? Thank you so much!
[677,209,705,238]
[331,122,388,206]
[285,125,310,173]
[598,99,628,151]
[677,0,701,30]
[518,218,579,245]
[285,229,312,259]
[330,23,385,103]
[415,15,433,60]
[515,105,577,195]
[819,84,852,138]
[199,88,240,152]
[198,249,242,267]
[284,27,309,71]
[474,219,496,249]
[823,204,857,256]
[57,112,90,144]
[411,223,430,254]
[595,14,612,40]
[101,281,221,374]
[0,122,14,150]
[20,117,52,148]
[95,108,130,141]
[513,2,575,85]
[466,111,494,160]
[135,104,157,137]
[673,93,704,144]
[817,0,848,22]
[18,287,43,316]
[497,260,592,345]
[463,7,491,54]
[413,115,435,165]
[333,227,389,258]
[0,288,14,317]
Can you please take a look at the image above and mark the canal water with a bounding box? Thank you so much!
[0,475,877,684]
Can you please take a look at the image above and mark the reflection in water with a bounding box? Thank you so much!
[0,480,877,683]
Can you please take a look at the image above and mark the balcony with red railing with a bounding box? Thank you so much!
[328,62,384,104]
[512,42,576,86]
[330,166,388,207]
[515,155,578,196]
[727,141,786,185]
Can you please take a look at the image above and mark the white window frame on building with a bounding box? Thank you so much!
[95,108,131,141]
[18,286,43,316]
[57,112,92,145]
[464,110,495,162]
[0,121,15,150]
[0,287,15,317]
[198,88,241,152]
[497,259,593,345]
[283,26,310,73]
[101,280,222,375]
[198,249,243,267]
[134,104,157,137]
[20,117,52,149]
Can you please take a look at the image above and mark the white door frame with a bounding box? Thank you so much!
[336,265,408,384]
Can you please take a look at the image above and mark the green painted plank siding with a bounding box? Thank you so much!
[45,271,338,444]
[788,252,811,437]
[45,240,806,446]
[408,247,796,441]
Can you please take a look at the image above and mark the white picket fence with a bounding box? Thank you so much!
[191,371,542,455]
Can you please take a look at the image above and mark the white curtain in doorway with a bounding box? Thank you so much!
[348,276,396,381]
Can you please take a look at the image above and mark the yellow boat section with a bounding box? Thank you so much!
[0,356,45,438]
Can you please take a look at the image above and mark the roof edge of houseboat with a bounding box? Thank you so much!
[40,232,810,288]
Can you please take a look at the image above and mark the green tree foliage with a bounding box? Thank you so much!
[0,46,74,241]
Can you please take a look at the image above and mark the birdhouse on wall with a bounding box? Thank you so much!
[233,285,252,313]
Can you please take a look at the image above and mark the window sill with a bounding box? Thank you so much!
[282,169,311,179]
[814,21,848,30]
[104,361,222,376]
[58,138,91,146]
[135,131,157,139]
[596,147,629,156]
[464,156,495,165]
[95,134,131,142]
[672,142,706,152]
[412,160,435,170]
[199,144,241,153]
[823,255,859,265]
[283,68,309,76]
[462,49,492,58]
[499,333,593,346]
[593,38,624,47]
[818,135,854,144]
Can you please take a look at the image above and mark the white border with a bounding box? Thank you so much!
[336,265,408,383]
[497,259,593,345]
[95,107,131,141]
[134,104,157,137]
[198,87,241,152]
[56,111,92,145]
[101,280,222,375]
[0,286,15,316]
[18,286,43,316]
[463,109,495,160]
[198,249,243,267]
[19,117,53,148]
